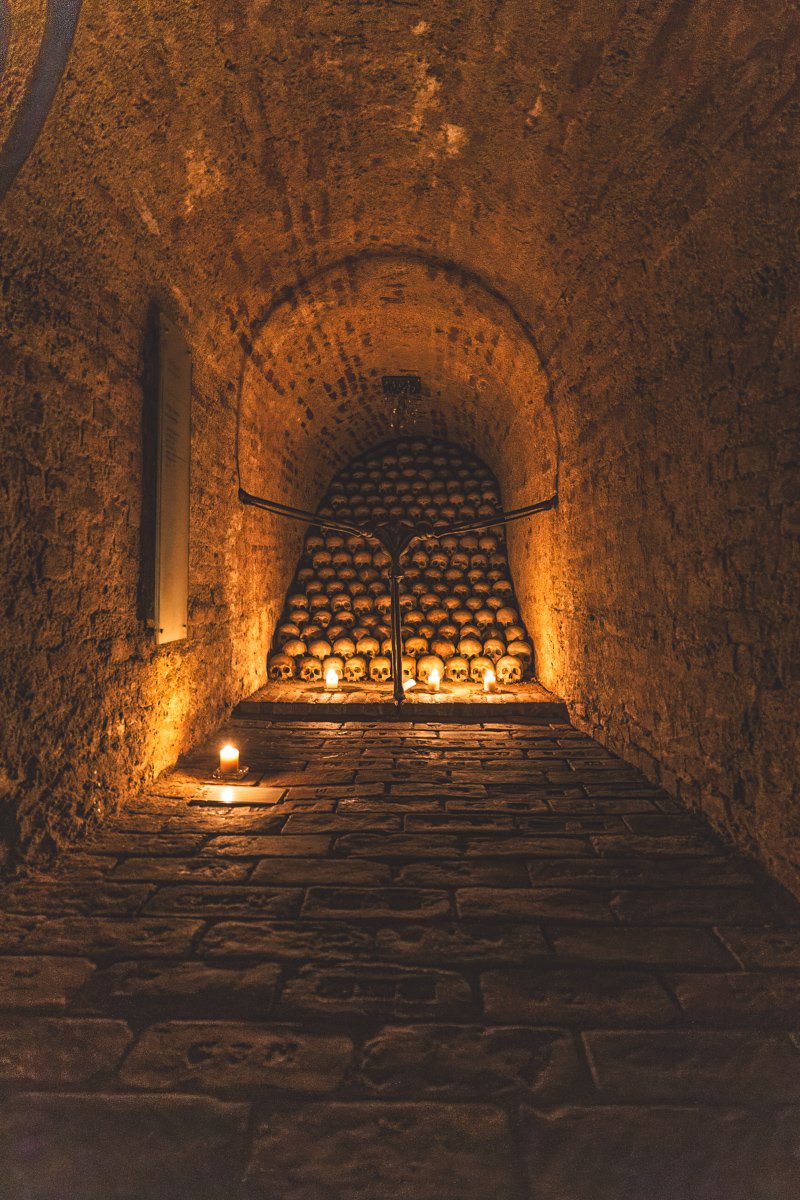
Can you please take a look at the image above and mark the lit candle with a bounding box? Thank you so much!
[325,667,339,691]
[428,668,440,692]
[218,744,239,776]
[484,668,497,694]
[403,677,417,692]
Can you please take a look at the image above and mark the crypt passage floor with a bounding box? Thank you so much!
[1,719,799,1199]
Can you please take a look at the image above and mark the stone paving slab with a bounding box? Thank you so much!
[1,715,799,1197]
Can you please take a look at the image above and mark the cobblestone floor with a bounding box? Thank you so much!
[1,717,799,1199]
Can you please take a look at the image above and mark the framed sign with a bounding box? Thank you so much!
[154,313,191,644]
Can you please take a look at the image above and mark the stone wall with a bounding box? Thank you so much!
[1,0,797,892]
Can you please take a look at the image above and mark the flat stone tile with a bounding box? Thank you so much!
[74,961,281,1019]
[0,1093,248,1200]
[242,1103,522,1200]
[0,916,204,959]
[584,1030,800,1101]
[0,1016,132,1086]
[338,795,441,813]
[357,1024,583,1100]
[278,964,472,1019]
[716,926,800,968]
[144,885,304,919]
[610,887,778,925]
[520,1105,796,1200]
[281,813,402,833]
[404,813,517,832]
[481,968,677,1026]
[202,835,332,857]
[335,833,462,857]
[592,834,718,857]
[250,858,392,886]
[463,835,593,857]
[527,856,755,888]
[302,886,450,921]
[457,887,614,922]
[199,921,375,961]
[0,956,95,1009]
[0,882,153,916]
[109,856,253,882]
[547,925,736,969]
[395,859,529,888]
[120,1022,352,1093]
[444,795,550,811]
[85,834,209,856]
[373,922,551,966]
[667,972,800,1026]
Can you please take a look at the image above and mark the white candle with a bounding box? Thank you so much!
[325,667,339,691]
[428,668,440,692]
[219,744,239,776]
[484,668,497,694]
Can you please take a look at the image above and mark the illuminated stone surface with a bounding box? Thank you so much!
[0,716,797,1196]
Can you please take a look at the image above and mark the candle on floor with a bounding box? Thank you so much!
[484,668,497,694]
[218,744,239,776]
[428,668,440,692]
[325,667,339,691]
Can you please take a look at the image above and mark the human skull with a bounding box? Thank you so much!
[452,609,472,627]
[496,654,522,685]
[374,594,392,617]
[460,534,479,551]
[431,637,456,661]
[276,622,301,645]
[492,578,514,597]
[314,609,333,629]
[308,638,332,660]
[353,549,373,569]
[369,655,392,683]
[451,551,469,571]
[505,624,526,643]
[496,606,519,628]
[458,636,483,660]
[474,608,495,632]
[310,593,332,611]
[444,655,469,684]
[419,593,440,612]
[353,594,374,618]
[332,636,356,659]
[398,593,415,613]
[344,655,367,683]
[470,655,495,684]
[405,609,425,627]
[429,549,448,571]
[401,655,416,681]
[438,621,459,641]
[336,610,356,629]
[417,654,445,684]
[283,638,308,659]
[507,639,533,674]
[268,653,295,681]
[465,596,483,612]
[356,635,381,659]
[405,634,429,659]
[311,548,332,570]
[483,637,505,664]
[440,535,459,553]
[299,655,323,683]
[478,533,498,552]
[331,593,352,613]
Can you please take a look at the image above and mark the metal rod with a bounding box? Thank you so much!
[388,550,405,706]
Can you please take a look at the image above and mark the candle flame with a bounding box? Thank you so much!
[484,668,496,688]
[428,668,440,689]
[325,667,340,689]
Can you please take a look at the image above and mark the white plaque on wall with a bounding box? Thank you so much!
[154,313,191,645]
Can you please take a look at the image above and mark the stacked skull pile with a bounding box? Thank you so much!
[267,438,534,688]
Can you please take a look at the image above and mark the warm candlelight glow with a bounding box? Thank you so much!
[219,744,239,776]
[325,667,339,690]
[403,677,417,691]
[220,786,235,804]
[428,668,440,691]
[484,668,497,693]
